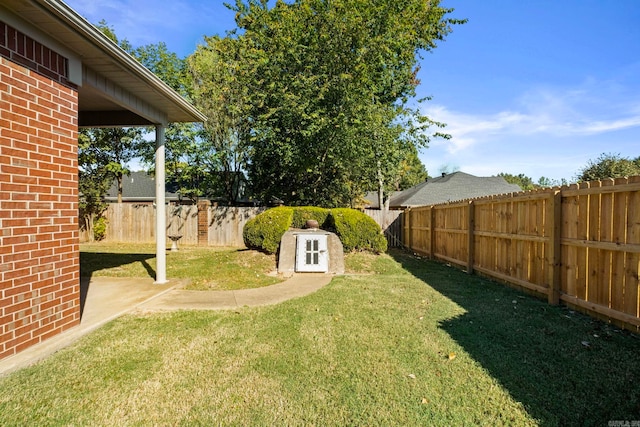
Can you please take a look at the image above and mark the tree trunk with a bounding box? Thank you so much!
[377,159,384,209]
[84,213,95,242]
[377,159,388,228]
[117,174,123,204]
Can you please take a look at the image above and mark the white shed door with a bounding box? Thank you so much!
[295,234,328,272]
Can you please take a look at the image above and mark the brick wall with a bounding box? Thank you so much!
[0,23,80,360]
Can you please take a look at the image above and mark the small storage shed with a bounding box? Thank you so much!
[0,0,205,360]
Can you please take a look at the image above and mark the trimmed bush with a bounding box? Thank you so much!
[327,208,388,253]
[243,207,294,254]
[291,206,330,229]
[243,206,387,254]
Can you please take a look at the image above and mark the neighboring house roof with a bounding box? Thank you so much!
[106,171,254,204]
[105,171,181,202]
[1,0,206,126]
[363,191,400,209]
[389,172,522,208]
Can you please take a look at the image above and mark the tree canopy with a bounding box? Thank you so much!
[498,173,567,190]
[575,152,640,182]
[189,0,463,207]
[498,173,537,191]
[82,5,463,208]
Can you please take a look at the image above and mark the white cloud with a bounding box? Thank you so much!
[424,84,640,154]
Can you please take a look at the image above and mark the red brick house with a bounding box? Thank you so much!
[0,0,205,360]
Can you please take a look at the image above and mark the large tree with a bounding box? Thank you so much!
[189,36,253,204]
[203,0,462,207]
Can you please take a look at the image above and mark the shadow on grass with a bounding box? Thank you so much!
[390,249,640,426]
[79,251,156,317]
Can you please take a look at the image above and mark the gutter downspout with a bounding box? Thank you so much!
[154,124,168,284]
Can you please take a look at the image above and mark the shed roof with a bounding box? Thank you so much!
[1,0,206,126]
[389,172,521,208]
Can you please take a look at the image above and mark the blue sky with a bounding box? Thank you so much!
[66,0,640,182]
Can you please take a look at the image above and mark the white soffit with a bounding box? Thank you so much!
[0,0,206,126]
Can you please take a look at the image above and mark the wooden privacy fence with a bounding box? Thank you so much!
[81,203,264,247]
[364,209,403,247]
[403,176,640,332]
[84,205,398,247]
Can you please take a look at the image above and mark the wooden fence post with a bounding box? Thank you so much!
[467,201,475,274]
[403,208,411,250]
[430,207,436,259]
[197,200,210,246]
[547,190,562,305]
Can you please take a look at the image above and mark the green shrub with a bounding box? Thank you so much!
[327,208,387,253]
[243,206,387,254]
[93,216,108,241]
[243,207,294,254]
[291,206,330,229]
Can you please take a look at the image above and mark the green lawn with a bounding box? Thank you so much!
[80,242,283,290]
[1,249,639,425]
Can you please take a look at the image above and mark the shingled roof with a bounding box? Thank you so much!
[389,172,521,208]
[105,171,181,202]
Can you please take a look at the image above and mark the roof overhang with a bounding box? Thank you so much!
[0,0,206,127]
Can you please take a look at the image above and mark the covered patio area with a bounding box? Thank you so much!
[0,0,205,360]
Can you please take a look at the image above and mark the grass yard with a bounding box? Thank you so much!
[80,242,283,290]
[1,249,639,425]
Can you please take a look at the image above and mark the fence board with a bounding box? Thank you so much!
[625,176,640,317]
[576,182,590,302]
[561,185,579,298]
[610,178,627,313]
[404,207,432,255]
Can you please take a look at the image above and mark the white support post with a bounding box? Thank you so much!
[154,124,168,284]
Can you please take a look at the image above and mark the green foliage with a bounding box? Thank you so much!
[498,172,537,191]
[291,207,331,229]
[395,145,429,191]
[92,217,108,241]
[498,173,568,190]
[78,127,144,203]
[133,42,190,96]
[326,208,387,253]
[243,206,387,253]
[78,131,110,219]
[576,152,640,182]
[537,176,567,187]
[96,19,133,51]
[129,42,220,202]
[243,207,294,254]
[188,36,252,204]
[207,0,464,206]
